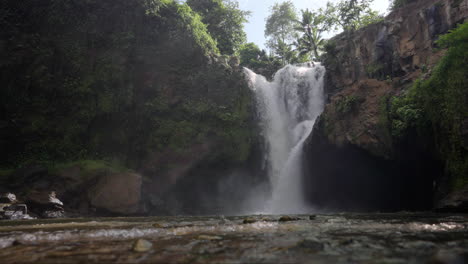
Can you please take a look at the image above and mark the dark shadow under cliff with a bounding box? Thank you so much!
[303,117,443,212]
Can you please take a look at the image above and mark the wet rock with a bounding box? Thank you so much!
[243,217,257,224]
[0,193,35,220]
[1,203,33,220]
[0,193,17,203]
[25,191,65,218]
[309,215,317,220]
[88,172,142,215]
[132,239,152,252]
[279,216,300,222]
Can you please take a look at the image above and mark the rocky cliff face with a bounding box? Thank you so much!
[305,0,468,211]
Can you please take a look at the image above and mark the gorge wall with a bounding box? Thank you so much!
[305,0,468,211]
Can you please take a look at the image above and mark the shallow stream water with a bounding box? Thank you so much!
[0,213,467,263]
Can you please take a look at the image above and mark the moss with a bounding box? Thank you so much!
[365,63,385,79]
[51,160,131,178]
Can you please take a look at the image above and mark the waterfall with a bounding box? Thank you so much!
[245,64,326,214]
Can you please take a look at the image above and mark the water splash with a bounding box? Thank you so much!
[245,64,325,214]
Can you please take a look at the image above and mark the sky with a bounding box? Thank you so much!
[238,0,390,50]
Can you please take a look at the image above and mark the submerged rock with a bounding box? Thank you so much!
[133,239,153,252]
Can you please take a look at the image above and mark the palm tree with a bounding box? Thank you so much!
[294,8,332,61]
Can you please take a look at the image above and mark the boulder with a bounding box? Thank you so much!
[88,172,142,215]
[25,191,65,218]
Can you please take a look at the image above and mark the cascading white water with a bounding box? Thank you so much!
[245,64,325,214]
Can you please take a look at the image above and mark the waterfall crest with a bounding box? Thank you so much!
[245,64,325,214]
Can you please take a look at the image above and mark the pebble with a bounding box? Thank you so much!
[132,239,153,252]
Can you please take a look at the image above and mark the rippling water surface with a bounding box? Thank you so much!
[0,213,467,263]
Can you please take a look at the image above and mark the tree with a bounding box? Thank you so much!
[294,6,334,60]
[186,0,250,55]
[389,0,418,10]
[238,42,282,79]
[264,1,298,61]
[331,0,382,31]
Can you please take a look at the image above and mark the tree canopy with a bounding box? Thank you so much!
[187,0,250,55]
[329,0,383,31]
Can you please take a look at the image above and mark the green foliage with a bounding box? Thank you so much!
[52,160,130,176]
[389,90,423,138]
[388,22,468,190]
[170,2,219,55]
[238,42,282,79]
[336,95,362,114]
[264,1,299,65]
[366,63,385,79]
[187,0,250,55]
[0,0,253,171]
[294,6,335,60]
